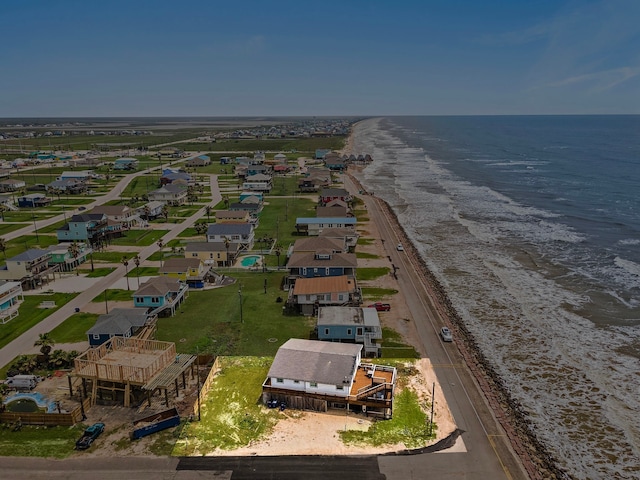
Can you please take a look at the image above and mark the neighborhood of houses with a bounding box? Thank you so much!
[0,141,409,449]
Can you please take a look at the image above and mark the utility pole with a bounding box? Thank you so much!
[238,284,243,323]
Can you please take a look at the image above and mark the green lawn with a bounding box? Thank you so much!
[356,252,381,259]
[92,251,138,263]
[80,267,116,277]
[253,197,316,246]
[91,289,134,303]
[0,223,27,236]
[339,387,434,448]
[0,293,77,350]
[0,425,85,459]
[49,312,98,343]
[172,356,279,455]
[361,287,399,299]
[157,272,312,356]
[109,229,169,246]
[357,267,391,281]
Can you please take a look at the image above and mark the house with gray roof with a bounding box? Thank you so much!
[206,223,254,251]
[0,249,56,290]
[317,307,382,357]
[87,308,157,347]
[262,339,397,418]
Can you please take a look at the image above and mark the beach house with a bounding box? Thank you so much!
[262,339,396,418]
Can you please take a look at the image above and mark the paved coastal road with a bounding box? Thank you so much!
[344,174,529,480]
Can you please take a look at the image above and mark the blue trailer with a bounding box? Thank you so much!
[131,408,180,440]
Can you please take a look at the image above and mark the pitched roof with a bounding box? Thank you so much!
[207,223,252,236]
[320,188,349,197]
[293,237,345,253]
[215,210,249,219]
[87,308,151,336]
[267,339,361,385]
[296,217,356,225]
[159,257,202,273]
[316,206,348,218]
[70,213,106,223]
[134,277,184,296]
[185,242,239,253]
[9,249,49,262]
[287,251,357,268]
[292,275,353,295]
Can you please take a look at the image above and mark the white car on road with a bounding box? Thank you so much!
[396,244,404,251]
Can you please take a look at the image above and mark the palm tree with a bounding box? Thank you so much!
[157,239,164,268]
[161,204,169,221]
[194,222,208,237]
[67,241,81,275]
[223,195,229,209]
[0,237,7,259]
[274,243,283,268]
[0,204,8,222]
[34,333,55,363]
[143,205,151,220]
[121,256,130,290]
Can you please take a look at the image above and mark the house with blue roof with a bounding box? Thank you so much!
[286,251,357,282]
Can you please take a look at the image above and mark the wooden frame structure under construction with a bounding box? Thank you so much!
[73,337,197,408]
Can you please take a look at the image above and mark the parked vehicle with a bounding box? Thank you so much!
[440,327,453,342]
[368,302,391,312]
[75,423,105,450]
[131,408,180,440]
[396,244,404,251]
[5,375,39,390]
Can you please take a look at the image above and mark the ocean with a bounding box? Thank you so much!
[350,116,640,480]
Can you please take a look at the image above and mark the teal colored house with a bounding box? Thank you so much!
[133,277,189,317]
[317,306,382,357]
[47,243,92,273]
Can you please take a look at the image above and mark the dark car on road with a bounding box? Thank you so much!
[75,422,105,450]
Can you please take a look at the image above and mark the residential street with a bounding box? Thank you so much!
[0,158,219,369]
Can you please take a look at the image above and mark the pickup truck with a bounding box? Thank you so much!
[368,302,391,312]
[75,422,105,450]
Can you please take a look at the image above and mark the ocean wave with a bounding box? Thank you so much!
[351,117,640,479]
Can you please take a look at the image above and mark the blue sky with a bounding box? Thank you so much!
[1,0,639,116]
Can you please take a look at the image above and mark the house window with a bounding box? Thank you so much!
[325,268,329,275]
[338,294,344,301]
[310,382,318,388]
[293,380,300,384]
[306,295,312,301]
[92,334,100,340]
[324,328,329,336]
[347,329,352,335]
[152,297,159,304]
[276,378,284,383]
[135,297,142,303]
[336,385,344,390]
[302,268,307,275]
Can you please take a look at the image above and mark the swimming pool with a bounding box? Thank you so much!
[3,392,57,413]
[240,255,261,267]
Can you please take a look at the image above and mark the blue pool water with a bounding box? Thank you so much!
[4,392,57,413]
[240,256,260,267]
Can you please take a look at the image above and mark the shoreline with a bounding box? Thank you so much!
[346,164,568,480]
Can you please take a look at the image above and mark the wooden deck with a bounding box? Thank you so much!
[349,363,395,399]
